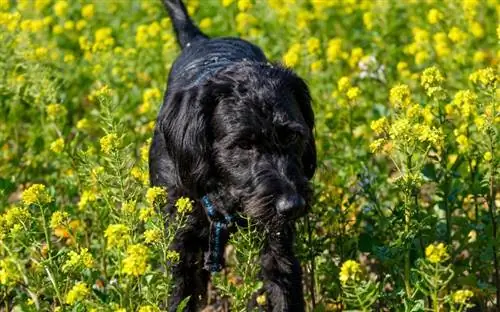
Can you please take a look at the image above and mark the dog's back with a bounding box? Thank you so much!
[162,0,267,87]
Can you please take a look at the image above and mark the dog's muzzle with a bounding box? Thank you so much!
[276,193,306,219]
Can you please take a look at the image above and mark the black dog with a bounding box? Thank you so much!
[149,1,316,311]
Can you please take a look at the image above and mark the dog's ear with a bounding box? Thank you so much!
[159,84,217,196]
[289,76,317,180]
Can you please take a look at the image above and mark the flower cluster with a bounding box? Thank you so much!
[425,242,449,264]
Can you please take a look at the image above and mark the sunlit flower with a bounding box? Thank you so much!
[81,4,94,20]
[425,242,449,263]
[104,224,131,249]
[146,187,166,206]
[346,87,360,100]
[144,228,161,243]
[427,9,442,24]
[22,184,52,206]
[122,244,149,276]
[363,12,373,30]
[66,282,89,305]
[306,37,320,55]
[326,38,343,63]
[50,211,69,229]
[451,289,474,305]
[100,133,119,154]
[62,248,94,272]
[78,190,97,210]
[199,17,212,30]
[448,27,466,43]
[420,66,445,98]
[50,138,64,153]
[175,197,193,214]
[339,260,361,284]
[469,67,497,88]
[53,1,69,17]
[237,0,252,11]
[46,103,67,120]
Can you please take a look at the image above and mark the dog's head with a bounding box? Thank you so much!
[160,62,316,224]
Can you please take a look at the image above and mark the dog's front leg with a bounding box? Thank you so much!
[168,217,210,312]
[260,224,305,312]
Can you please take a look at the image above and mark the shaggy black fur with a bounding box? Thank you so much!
[149,1,316,311]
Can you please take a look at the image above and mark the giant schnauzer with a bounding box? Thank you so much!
[149,0,316,311]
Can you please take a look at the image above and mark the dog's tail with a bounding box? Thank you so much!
[162,0,208,49]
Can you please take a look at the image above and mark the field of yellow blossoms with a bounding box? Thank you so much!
[0,0,498,310]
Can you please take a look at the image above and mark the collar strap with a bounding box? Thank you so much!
[201,194,235,273]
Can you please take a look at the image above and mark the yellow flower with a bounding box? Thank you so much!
[0,258,22,287]
[473,50,486,64]
[427,9,442,24]
[469,67,497,88]
[0,0,10,10]
[46,103,67,120]
[283,44,301,67]
[76,19,87,31]
[104,224,131,249]
[452,90,477,118]
[76,118,91,131]
[363,12,373,30]
[348,47,364,68]
[425,242,449,264]
[451,289,474,305]
[81,4,94,20]
[235,12,256,34]
[420,66,445,98]
[256,293,266,305]
[93,27,114,51]
[78,190,97,210]
[146,186,166,206]
[22,184,52,206]
[50,211,69,229]
[310,60,323,73]
[122,244,149,276]
[138,306,159,312]
[222,0,235,7]
[2,206,31,231]
[237,0,252,11]
[339,260,361,284]
[122,200,136,214]
[53,1,69,17]
[66,282,89,305]
[326,38,342,63]
[139,206,156,222]
[337,76,351,93]
[415,51,429,65]
[63,20,74,30]
[389,84,411,108]
[199,17,212,30]
[100,133,119,154]
[370,138,386,153]
[62,248,94,272]
[144,228,161,243]
[306,37,320,55]
[175,197,193,214]
[470,21,484,38]
[448,27,466,43]
[346,87,360,100]
[50,138,64,153]
[456,134,469,154]
[484,151,492,161]
[371,117,388,135]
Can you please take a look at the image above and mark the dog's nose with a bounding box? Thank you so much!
[276,194,306,218]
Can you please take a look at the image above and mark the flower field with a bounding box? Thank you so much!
[0,0,498,310]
